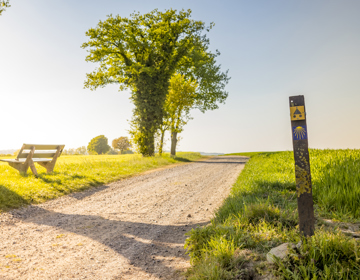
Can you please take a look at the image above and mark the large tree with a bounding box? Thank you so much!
[87,135,111,155]
[0,0,10,16]
[82,9,228,156]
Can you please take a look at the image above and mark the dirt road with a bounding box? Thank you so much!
[0,156,247,279]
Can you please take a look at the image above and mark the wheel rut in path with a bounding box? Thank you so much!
[0,156,248,279]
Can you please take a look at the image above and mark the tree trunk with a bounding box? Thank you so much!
[159,129,165,156]
[140,129,155,157]
[132,73,171,157]
[170,131,177,157]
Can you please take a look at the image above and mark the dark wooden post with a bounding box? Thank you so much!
[289,95,315,237]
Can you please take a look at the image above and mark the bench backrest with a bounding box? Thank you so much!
[16,144,65,159]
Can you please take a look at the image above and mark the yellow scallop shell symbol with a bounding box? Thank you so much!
[294,126,306,139]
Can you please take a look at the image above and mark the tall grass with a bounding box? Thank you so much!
[311,149,360,220]
[0,152,202,211]
[185,149,360,279]
[223,149,360,221]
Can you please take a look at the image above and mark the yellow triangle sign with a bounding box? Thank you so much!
[290,106,305,121]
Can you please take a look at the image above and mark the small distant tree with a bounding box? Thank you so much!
[0,0,10,16]
[63,148,76,155]
[87,135,111,155]
[112,137,131,154]
[75,146,87,155]
[0,153,11,156]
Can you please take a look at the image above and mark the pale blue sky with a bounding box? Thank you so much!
[1,0,360,153]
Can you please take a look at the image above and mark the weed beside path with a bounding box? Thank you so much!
[185,150,360,279]
[0,152,202,211]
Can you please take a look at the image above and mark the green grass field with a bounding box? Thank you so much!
[185,149,360,279]
[0,152,202,212]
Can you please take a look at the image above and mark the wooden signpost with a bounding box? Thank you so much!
[289,95,315,237]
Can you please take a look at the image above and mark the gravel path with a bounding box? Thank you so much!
[0,156,247,280]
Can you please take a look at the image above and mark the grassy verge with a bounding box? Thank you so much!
[0,152,202,212]
[185,150,360,279]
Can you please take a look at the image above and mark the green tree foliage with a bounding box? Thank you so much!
[82,9,228,156]
[160,67,229,156]
[161,73,198,156]
[0,0,10,16]
[112,137,131,154]
[87,135,111,155]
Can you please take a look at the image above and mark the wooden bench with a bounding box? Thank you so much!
[0,144,65,176]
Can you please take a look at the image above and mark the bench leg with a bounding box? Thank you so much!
[8,162,29,175]
[29,161,38,177]
[37,162,55,173]
[7,146,38,176]
[39,145,61,174]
